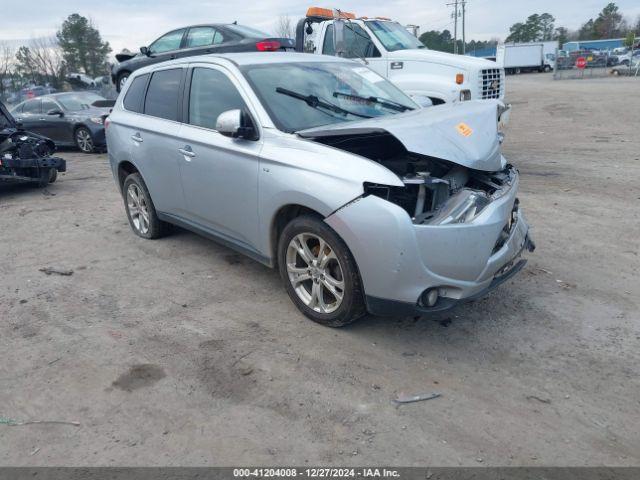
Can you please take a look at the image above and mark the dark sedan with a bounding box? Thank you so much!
[111,23,294,91]
[11,92,109,153]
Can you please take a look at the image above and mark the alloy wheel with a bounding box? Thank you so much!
[286,233,345,314]
[76,129,93,153]
[126,184,150,234]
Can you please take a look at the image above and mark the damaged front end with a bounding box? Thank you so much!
[301,101,535,315]
[0,102,66,186]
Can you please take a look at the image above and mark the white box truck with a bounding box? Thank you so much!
[497,41,558,74]
[295,7,507,106]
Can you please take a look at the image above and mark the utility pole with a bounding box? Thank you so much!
[461,1,466,54]
[447,0,460,54]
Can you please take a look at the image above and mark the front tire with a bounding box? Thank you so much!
[75,127,94,153]
[122,173,168,239]
[278,215,365,327]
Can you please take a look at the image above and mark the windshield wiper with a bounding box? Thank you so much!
[276,87,372,120]
[332,91,414,113]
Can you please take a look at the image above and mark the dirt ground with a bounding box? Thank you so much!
[1,74,639,467]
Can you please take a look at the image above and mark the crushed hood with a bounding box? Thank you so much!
[0,101,16,130]
[298,100,503,172]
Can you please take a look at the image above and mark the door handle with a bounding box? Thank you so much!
[131,133,143,143]
[178,146,196,159]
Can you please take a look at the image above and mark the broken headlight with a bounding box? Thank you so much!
[428,189,490,225]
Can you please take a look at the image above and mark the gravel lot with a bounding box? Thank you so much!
[1,74,639,466]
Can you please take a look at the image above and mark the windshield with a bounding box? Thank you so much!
[365,21,425,52]
[56,93,104,111]
[241,61,417,133]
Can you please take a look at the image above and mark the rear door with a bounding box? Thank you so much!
[178,26,223,58]
[177,64,262,250]
[127,68,188,216]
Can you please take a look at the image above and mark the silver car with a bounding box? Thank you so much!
[106,52,534,327]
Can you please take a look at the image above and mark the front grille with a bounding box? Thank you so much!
[480,68,504,99]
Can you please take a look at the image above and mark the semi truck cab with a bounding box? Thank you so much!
[295,7,507,106]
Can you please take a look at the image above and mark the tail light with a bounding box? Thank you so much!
[256,40,281,51]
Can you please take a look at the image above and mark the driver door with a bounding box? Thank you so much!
[178,65,262,251]
[322,23,388,77]
[147,28,187,65]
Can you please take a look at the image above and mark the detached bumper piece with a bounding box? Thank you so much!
[0,156,66,183]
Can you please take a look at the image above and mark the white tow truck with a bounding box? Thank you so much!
[294,7,507,107]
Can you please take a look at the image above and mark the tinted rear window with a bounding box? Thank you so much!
[144,69,183,121]
[123,74,149,113]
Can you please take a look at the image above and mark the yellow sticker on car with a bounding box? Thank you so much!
[456,123,473,137]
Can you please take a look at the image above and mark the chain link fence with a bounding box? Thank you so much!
[554,48,639,80]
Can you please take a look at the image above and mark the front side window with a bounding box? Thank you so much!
[123,74,149,113]
[185,27,221,48]
[323,23,380,59]
[242,61,416,133]
[149,29,185,54]
[22,100,41,114]
[144,69,183,121]
[188,68,247,130]
[366,21,425,52]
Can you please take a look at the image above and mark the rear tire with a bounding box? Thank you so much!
[36,168,55,187]
[122,173,169,239]
[75,127,94,153]
[277,215,366,327]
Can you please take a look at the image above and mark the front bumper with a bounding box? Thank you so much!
[0,155,66,182]
[325,171,534,317]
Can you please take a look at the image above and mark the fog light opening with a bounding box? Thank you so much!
[421,288,439,307]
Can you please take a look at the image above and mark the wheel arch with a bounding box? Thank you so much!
[117,160,140,193]
[270,204,322,264]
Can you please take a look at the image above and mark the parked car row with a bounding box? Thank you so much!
[10,92,110,153]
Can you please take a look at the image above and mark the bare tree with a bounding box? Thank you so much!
[0,42,15,98]
[275,15,294,39]
[14,37,65,88]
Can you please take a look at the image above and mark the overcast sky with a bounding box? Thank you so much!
[2,0,640,54]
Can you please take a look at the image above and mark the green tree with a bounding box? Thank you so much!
[554,27,569,47]
[593,3,623,38]
[578,19,597,40]
[56,14,111,77]
[624,32,635,48]
[505,13,555,42]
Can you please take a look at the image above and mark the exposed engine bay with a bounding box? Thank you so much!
[1,102,66,185]
[308,132,516,225]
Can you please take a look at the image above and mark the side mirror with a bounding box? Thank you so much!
[47,109,64,117]
[140,46,150,56]
[215,109,258,140]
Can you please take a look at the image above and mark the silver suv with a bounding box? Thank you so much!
[106,52,534,327]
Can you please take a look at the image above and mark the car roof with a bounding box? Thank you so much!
[133,52,353,74]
